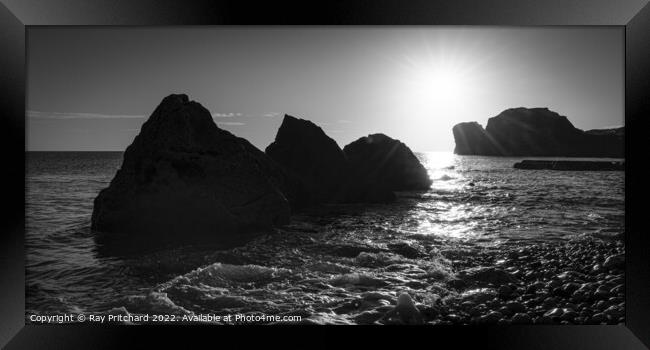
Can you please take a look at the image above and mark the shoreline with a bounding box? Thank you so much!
[25,232,625,326]
[415,235,625,325]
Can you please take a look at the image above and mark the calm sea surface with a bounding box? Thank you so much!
[26,151,624,322]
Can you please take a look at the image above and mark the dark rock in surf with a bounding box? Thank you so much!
[265,115,395,204]
[343,133,432,191]
[91,94,291,249]
[265,114,349,204]
[452,107,624,157]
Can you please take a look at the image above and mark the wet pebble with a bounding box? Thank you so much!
[543,308,564,318]
[505,301,526,314]
[603,254,625,269]
[497,285,513,298]
[511,313,532,324]
[353,310,383,324]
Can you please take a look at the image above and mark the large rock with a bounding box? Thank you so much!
[452,107,624,157]
[91,94,291,249]
[265,115,395,204]
[265,114,350,204]
[343,133,432,191]
[452,122,498,155]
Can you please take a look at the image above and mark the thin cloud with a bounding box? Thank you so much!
[592,124,624,129]
[337,119,354,124]
[211,112,243,118]
[217,122,246,126]
[27,111,145,120]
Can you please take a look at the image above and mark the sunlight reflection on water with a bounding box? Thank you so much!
[410,152,474,238]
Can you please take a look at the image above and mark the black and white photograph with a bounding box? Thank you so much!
[25,26,625,326]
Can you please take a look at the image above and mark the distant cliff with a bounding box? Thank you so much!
[452,107,624,157]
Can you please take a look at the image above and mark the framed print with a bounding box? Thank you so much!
[1,0,649,349]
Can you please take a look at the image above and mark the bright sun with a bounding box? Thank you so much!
[411,66,469,108]
[389,44,482,148]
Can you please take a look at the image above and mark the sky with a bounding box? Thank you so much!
[27,27,624,152]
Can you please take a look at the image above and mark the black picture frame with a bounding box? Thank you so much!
[2,0,649,348]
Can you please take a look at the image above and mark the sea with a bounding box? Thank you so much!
[25,151,624,323]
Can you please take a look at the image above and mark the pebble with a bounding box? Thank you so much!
[604,305,623,318]
[603,254,625,269]
[506,301,526,314]
[526,281,546,294]
[562,282,580,294]
[379,293,424,325]
[353,310,383,324]
[594,285,611,299]
[561,310,578,322]
[447,279,467,290]
[511,313,533,324]
[479,311,503,324]
[544,308,564,318]
[547,279,562,289]
[460,288,497,304]
[610,284,624,294]
[588,313,607,324]
[534,316,554,324]
[498,285,513,298]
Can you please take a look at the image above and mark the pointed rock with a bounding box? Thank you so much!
[265,114,348,204]
[91,94,290,250]
[266,115,398,205]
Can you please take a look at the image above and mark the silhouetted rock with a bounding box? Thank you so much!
[265,115,395,204]
[343,133,432,191]
[265,114,349,204]
[91,94,290,249]
[452,122,498,156]
[452,107,624,157]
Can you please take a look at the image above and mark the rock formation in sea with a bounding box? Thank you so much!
[266,115,431,205]
[452,122,498,156]
[265,114,351,204]
[343,133,433,191]
[452,107,624,157]
[91,94,291,247]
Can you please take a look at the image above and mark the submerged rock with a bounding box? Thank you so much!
[452,107,624,157]
[91,94,291,249]
[343,133,432,191]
